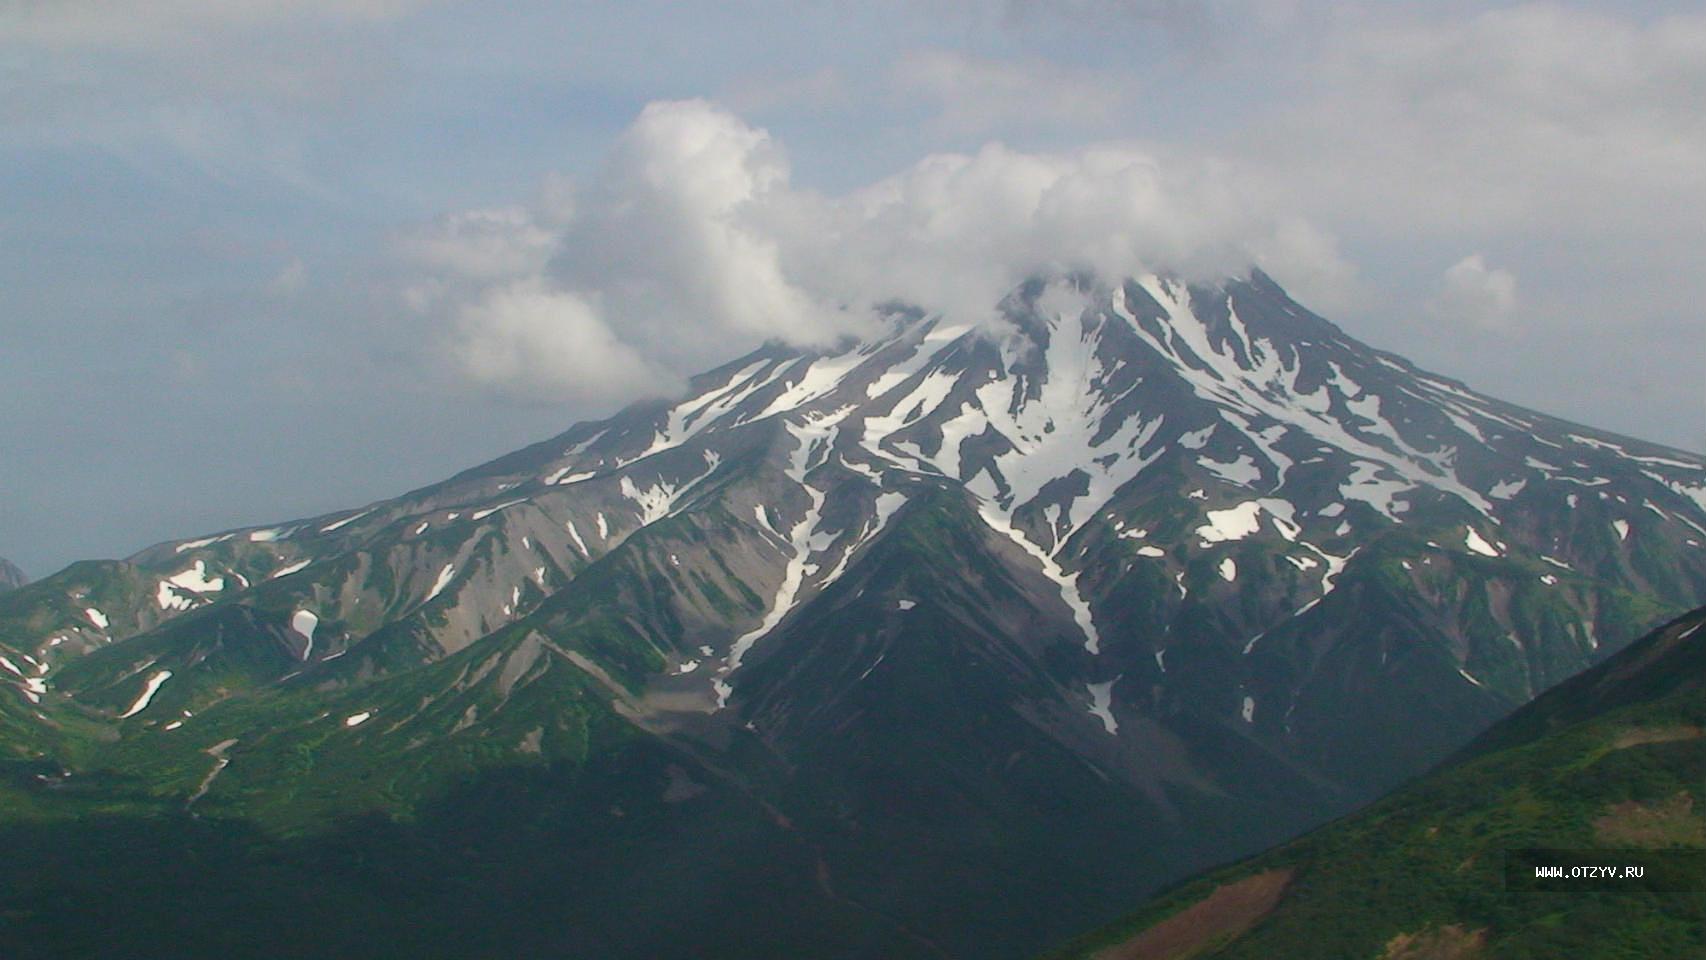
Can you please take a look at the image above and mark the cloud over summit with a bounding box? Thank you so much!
[408,98,1345,405]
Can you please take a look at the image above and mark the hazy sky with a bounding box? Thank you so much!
[5,1,1705,578]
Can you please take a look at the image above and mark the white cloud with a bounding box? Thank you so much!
[554,99,865,371]
[407,98,1349,404]
[1429,254,1517,332]
[766,140,1351,333]
[450,281,670,404]
[401,100,869,402]
[1243,216,1360,316]
[1248,6,1706,237]
[396,208,559,283]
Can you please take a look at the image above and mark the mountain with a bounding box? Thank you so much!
[3,271,1705,959]
[1043,604,1706,959]
[0,558,25,593]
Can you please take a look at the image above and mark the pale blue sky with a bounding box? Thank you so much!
[4,1,1705,577]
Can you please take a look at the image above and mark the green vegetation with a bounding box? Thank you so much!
[1043,608,1706,960]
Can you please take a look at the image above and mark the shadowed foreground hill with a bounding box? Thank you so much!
[1044,604,1706,960]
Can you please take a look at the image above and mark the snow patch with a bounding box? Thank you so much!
[545,466,597,485]
[174,533,233,553]
[471,499,527,521]
[319,508,373,533]
[1464,528,1501,557]
[1197,502,1263,544]
[1178,426,1215,449]
[156,582,193,611]
[1488,478,1527,500]
[270,559,311,579]
[290,610,319,660]
[564,520,589,556]
[167,560,224,594]
[1086,679,1119,735]
[118,670,172,719]
[1340,461,1413,519]
[425,564,456,603]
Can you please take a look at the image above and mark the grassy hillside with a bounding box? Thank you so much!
[1044,606,1706,960]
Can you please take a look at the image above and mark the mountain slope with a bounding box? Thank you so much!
[3,270,1705,958]
[1043,604,1706,959]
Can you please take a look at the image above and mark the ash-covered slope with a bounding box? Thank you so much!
[3,270,1705,959]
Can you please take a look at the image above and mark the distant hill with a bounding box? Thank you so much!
[1043,604,1706,959]
[0,558,26,593]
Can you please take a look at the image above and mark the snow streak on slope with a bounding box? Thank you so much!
[980,505,1104,653]
[714,417,836,708]
[118,670,172,719]
[619,452,722,526]
[985,308,1164,639]
[425,564,456,603]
